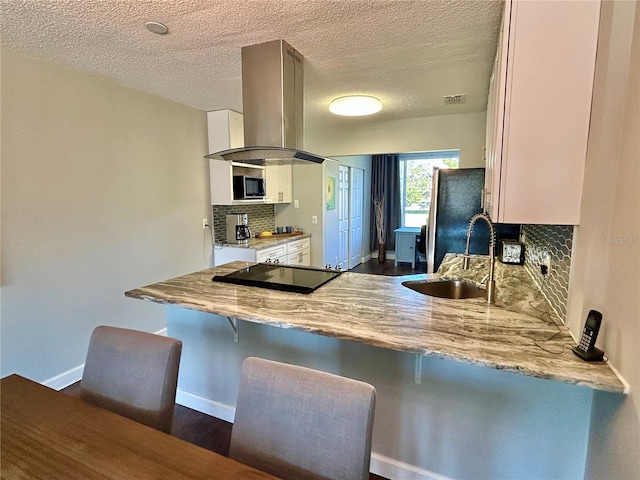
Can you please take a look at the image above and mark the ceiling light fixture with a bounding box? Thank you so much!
[329,95,382,116]
[145,21,168,35]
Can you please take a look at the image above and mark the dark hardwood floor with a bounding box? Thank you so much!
[61,382,387,479]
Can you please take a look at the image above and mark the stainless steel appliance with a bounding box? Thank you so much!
[205,40,324,165]
[427,168,519,273]
[233,175,266,199]
[226,213,252,244]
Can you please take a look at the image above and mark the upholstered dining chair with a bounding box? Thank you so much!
[229,357,377,480]
[79,325,182,433]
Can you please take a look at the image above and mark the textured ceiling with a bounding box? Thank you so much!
[1,0,503,128]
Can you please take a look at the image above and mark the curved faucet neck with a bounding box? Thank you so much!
[464,213,496,256]
[462,212,496,304]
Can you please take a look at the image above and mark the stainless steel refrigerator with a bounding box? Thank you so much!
[426,168,518,273]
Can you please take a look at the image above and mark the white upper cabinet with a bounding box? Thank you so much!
[209,109,247,205]
[484,0,601,225]
[207,109,244,154]
[208,110,266,205]
[266,164,292,203]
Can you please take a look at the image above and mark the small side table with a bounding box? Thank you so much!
[394,227,420,268]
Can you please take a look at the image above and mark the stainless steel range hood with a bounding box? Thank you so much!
[205,40,324,165]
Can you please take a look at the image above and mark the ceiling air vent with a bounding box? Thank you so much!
[443,94,466,105]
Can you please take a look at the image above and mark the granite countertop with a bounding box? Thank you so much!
[221,233,311,250]
[125,255,626,394]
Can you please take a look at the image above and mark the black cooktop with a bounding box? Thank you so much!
[212,263,342,294]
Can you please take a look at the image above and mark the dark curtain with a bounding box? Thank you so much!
[370,154,401,251]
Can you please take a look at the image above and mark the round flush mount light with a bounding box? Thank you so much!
[145,21,168,35]
[329,95,382,116]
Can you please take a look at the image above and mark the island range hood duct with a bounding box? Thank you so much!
[205,40,324,165]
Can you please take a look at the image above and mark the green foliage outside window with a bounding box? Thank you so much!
[400,153,460,227]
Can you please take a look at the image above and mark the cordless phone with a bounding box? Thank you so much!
[572,310,604,361]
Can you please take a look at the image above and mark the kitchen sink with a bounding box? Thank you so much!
[402,278,485,300]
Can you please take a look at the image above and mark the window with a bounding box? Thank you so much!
[399,151,460,227]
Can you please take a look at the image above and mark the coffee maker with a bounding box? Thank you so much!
[226,213,252,244]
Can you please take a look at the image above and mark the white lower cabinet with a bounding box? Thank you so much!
[256,237,311,266]
[285,238,311,266]
[255,244,287,263]
[213,245,256,266]
[214,237,311,267]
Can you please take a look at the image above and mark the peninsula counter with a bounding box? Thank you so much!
[125,256,624,393]
[124,256,626,479]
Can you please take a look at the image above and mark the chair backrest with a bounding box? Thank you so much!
[79,325,182,433]
[417,224,427,255]
[229,357,376,480]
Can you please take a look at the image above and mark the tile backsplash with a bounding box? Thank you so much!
[212,204,275,243]
[522,224,574,320]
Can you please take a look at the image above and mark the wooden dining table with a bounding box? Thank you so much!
[1,374,278,479]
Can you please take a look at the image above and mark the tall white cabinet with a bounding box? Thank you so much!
[485,0,601,225]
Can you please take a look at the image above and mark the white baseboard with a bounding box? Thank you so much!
[44,365,84,391]
[176,389,448,480]
[176,388,236,423]
[43,327,169,391]
[370,453,454,480]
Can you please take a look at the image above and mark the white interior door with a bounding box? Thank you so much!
[337,166,350,270]
[349,167,364,269]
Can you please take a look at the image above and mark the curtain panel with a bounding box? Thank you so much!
[370,154,401,252]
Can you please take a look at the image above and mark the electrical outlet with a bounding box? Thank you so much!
[311,215,318,224]
[202,218,209,230]
[294,199,299,208]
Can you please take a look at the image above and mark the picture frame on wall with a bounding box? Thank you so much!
[326,176,336,210]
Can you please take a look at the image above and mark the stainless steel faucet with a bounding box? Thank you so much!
[462,212,496,304]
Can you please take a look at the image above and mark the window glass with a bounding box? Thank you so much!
[399,151,460,227]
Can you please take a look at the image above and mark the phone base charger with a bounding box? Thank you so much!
[572,346,604,362]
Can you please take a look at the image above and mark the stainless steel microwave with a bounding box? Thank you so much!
[233,175,266,199]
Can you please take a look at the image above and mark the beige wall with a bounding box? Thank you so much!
[0,49,210,384]
[566,1,640,479]
[306,111,486,169]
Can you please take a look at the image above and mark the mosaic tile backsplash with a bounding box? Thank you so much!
[212,204,275,244]
[522,224,574,320]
